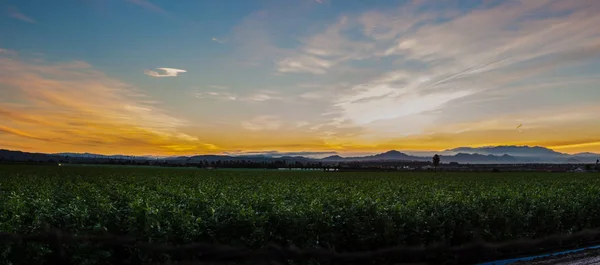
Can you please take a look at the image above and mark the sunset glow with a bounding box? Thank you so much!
[1,0,600,156]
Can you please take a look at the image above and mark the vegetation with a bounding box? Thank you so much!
[1,165,600,264]
[433,154,440,171]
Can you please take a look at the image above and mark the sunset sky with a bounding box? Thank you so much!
[1,0,600,156]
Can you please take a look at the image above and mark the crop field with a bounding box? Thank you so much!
[1,165,600,264]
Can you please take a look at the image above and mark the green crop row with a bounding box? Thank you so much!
[1,165,600,264]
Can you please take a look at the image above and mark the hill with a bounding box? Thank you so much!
[1,146,599,164]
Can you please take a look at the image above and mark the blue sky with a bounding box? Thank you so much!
[1,0,600,156]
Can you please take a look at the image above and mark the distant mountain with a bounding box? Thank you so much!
[321,147,599,164]
[447,145,566,157]
[180,154,309,163]
[321,150,419,162]
[370,150,415,160]
[178,155,234,162]
[321,151,519,164]
[55,153,151,160]
[443,146,599,163]
[571,153,600,163]
[574,152,600,158]
[442,153,518,163]
[322,155,344,161]
[2,145,599,165]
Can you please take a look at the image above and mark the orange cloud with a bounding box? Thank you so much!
[0,52,219,155]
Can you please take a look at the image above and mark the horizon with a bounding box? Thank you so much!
[2,0,600,155]
[3,144,598,159]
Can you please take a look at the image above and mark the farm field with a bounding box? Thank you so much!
[1,165,600,264]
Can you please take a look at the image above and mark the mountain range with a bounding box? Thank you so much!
[0,146,599,164]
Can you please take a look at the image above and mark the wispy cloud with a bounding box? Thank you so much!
[126,0,167,14]
[144,68,187,77]
[211,37,225,44]
[275,16,375,74]
[125,0,201,26]
[245,91,282,102]
[295,121,310,127]
[195,88,282,102]
[7,6,35,23]
[229,10,291,68]
[241,115,282,131]
[195,91,238,101]
[0,48,17,56]
[277,56,332,74]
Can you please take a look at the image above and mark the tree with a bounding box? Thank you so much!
[432,154,440,172]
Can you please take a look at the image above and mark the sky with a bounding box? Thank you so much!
[1,0,600,157]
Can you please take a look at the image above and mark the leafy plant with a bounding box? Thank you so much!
[1,165,599,264]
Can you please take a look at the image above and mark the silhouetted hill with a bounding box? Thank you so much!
[2,145,599,164]
[322,155,344,161]
[447,145,566,157]
[442,153,518,163]
[0,149,56,161]
[322,150,420,162]
[56,153,151,160]
[573,152,600,158]
[371,150,415,160]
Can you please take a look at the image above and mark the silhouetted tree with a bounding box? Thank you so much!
[433,154,440,172]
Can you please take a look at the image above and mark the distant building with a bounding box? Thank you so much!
[569,167,585,173]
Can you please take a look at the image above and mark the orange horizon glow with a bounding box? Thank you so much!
[1,50,599,156]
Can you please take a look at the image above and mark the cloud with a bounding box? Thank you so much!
[0,125,48,142]
[296,121,309,127]
[279,0,600,145]
[299,91,325,100]
[277,56,332,74]
[0,52,218,155]
[210,0,597,153]
[126,0,167,14]
[144,68,187,77]
[229,10,297,68]
[355,103,600,153]
[7,6,35,23]
[211,37,225,44]
[241,115,282,131]
[3,1,599,155]
[245,91,282,102]
[195,89,281,102]
[0,48,17,56]
[195,91,237,101]
[125,0,200,26]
